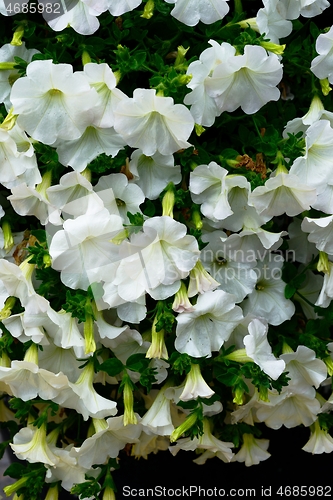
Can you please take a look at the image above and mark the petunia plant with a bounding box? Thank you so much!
[1,0,333,499]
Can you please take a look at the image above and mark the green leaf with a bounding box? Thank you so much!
[99,358,124,376]
[126,353,150,372]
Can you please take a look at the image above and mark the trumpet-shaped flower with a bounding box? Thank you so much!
[114,88,194,156]
[170,418,234,462]
[280,0,329,19]
[280,345,327,389]
[0,129,37,186]
[178,363,215,401]
[11,424,58,466]
[243,319,286,380]
[290,120,333,188]
[129,149,181,200]
[164,0,229,27]
[301,215,333,254]
[10,60,99,145]
[315,261,333,308]
[107,0,142,16]
[0,42,39,109]
[256,385,321,429]
[43,0,105,35]
[184,40,234,126]
[94,173,145,223]
[242,256,295,326]
[81,62,127,128]
[200,230,257,302]
[0,258,36,306]
[249,172,317,217]
[75,416,141,468]
[189,162,249,222]
[256,0,292,43]
[46,171,104,223]
[53,362,117,420]
[233,433,270,466]
[113,216,199,302]
[175,289,243,358]
[302,419,333,454]
[206,44,283,115]
[283,94,333,138]
[311,26,333,83]
[49,208,123,290]
[56,125,126,172]
[45,445,97,491]
[141,387,174,436]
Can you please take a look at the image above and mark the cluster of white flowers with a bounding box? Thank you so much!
[1,0,333,498]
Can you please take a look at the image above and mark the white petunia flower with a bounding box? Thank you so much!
[315,261,333,308]
[107,0,142,16]
[49,208,123,290]
[114,88,194,156]
[242,255,295,326]
[256,385,321,429]
[129,149,181,200]
[164,0,229,27]
[311,25,333,83]
[43,0,106,35]
[302,419,333,454]
[75,416,141,468]
[233,433,270,466]
[283,94,333,138]
[53,362,117,420]
[45,445,98,491]
[249,172,317,217]
[113,216,199,302]
[200,230,257,302]
[301,215,333,255]
[256,0,292,43]
[290,120,333,188]
[56,125,126,172]
[178,363,215,401]
[189,162,249,222]
[8,181,56,226]
[184,40,234,126]
[280,345,327,389]
[288,218,318,264]
[11,424,58,466]
[0,42,40,109]
[10,60,99,145]
[175,289,243,358]
[170,418,234,462]
[46,171,104,224]
[280,0,329,19]
[141,387,174,436]
[243,319,286,380]
[294,271,323,318]
[82,62,127,128]
[206,44,283,115]
[0,128,38,187]
[94,172,145,224]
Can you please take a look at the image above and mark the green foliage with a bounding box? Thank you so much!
[4,462,47,500]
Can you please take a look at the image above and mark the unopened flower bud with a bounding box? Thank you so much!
[317,251,330,274]
[11,24,25,46]
[195,124,205,136]
[320,78,331,96]
[260,41,286,56]
[162,183,175,218]
[123,374,137,426]
[2,221,14,253]
[141,0,154,19]
[81,50,91,66]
